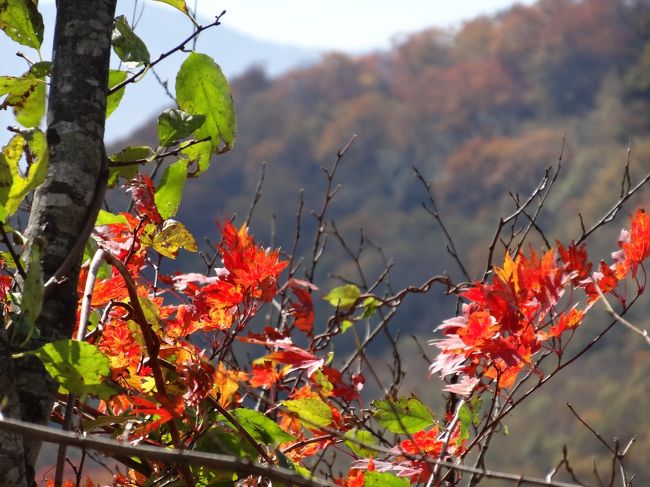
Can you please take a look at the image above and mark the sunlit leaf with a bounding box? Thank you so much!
[0,73,46,128]
[157,108,205,147]
[106,69,128,118]
[29,339,118,399]
[458,403,471,442]
[108,145,152,187]
[282,398,332,428]
[94,209,128,226]
[154,158,188,219]
[141,219,197,258]
[0,0,44,49]
[371,396,434,434]
[0,128,48,217]
[341,319,353,333]
[111,15,150,67]
[344,428,377,457]
[323,284,360,309]
[360,296,380,319]
[152,0,188,14]
[0,250,24,271]
[176,52,236,172]
[364,471,410,487]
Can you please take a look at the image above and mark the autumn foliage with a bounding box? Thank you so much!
[22,170,649,485]
[0,0,649,486]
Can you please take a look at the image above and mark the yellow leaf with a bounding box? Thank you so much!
[141,219,197,258]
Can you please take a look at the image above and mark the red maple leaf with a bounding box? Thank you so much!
[399,427,443,456]
[126,174,163,224]
[218,221,288,302]
[249,361,281,388]
[289,279,315,335]
[615,208,650,279]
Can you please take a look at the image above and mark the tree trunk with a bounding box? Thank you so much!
[0,1,116,485]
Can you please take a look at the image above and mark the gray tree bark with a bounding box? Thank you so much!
[0,1,116,485]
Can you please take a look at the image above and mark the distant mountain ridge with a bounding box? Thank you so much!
[0,1,321,144]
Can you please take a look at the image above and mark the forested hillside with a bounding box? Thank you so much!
[116,0,650,481]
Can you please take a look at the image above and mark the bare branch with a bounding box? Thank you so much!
[0,418,333,487]
[591,278,650,347]
[414,166,471,281]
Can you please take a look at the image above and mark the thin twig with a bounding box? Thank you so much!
[567,403,614,454]
[577,169,650,245]
[108,137,211,168]
[108,12,226,95]
[306,135,356,283]
[245,161,266,227]
[591,278,650,347]
[414,166,471,281]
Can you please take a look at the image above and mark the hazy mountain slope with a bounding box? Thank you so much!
[112,0,650,482]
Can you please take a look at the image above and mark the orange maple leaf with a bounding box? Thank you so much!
[615,208,650,279]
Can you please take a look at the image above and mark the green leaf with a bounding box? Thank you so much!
[0,250,24,271]
[14,77,44,127]
[371,396,434,434]
[0,74,46,128]
[224,409,296,448]
[0,75,36,96]
[276,450,312,480]
[343,428,376,457]
[360,296,380,319]
[95,209,128,226]
[109,145,153,164]
[181,140,211,175]
[191,468,236,487]
[458,403,471,442]
[0,0,44,49]
[29,340,118,399]
[157,108,206,147]
[140,220,197,258]
[153,0,188,14]
[195,425,258,460]
[0,128,48,217]
[108,145,152,187]
[111,15,150,67]
[27,60,50,77]
[9,241,42,342]
[282,398,332,428]
[364,471,410,487]
[341,319,354,333]
[106,69,128,118]
[323,284,360,309]
[468,396,483,426]
[155,159,188,219]
[176,52,237,172]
